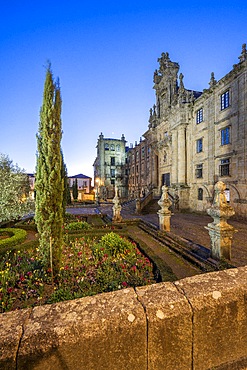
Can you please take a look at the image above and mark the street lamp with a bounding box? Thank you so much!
[95,178,100,205]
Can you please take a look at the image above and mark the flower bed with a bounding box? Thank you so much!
[0,232,155,313]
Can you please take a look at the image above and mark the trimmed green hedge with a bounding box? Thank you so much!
[0,228,27,249]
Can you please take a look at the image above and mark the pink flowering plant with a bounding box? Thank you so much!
[0,232,155,312]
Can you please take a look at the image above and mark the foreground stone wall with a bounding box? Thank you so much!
[1,267,247,369]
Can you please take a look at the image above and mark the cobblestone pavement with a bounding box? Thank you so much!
[67,204,247,268]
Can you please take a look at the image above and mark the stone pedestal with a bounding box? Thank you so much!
[205,224,235,260]
[135,199,141,214]
[205,181,237,260]
[112,187,122,223]
[157,185,172,232]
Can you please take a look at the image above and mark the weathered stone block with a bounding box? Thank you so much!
[0,308,31,369]
[175,267,247,370]
[136,282,192,370]
[17,289,146,370]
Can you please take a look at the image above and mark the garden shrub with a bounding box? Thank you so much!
[64,212,78,222]
[14,216,37,231]
[93,232,133,258]
[67,221,92,231]
[0,228,27,249]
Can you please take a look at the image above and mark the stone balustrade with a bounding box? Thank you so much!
[1,266,247,369]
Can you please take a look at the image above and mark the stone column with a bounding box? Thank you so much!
[177,125,186,184]
[157,185,172,232]
[205,181,237,260]
[171,131,178,184]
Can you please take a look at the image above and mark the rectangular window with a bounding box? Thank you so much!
[110,169,115,178]
[196,108,203,124]
[110,157,115,166]
[221,126,230,145]
[196,138,203,153]
[221,90,230,110]
[196,164,203,178]
[220,159,230,176]
[162,173,170,186]
[198,188,203,200]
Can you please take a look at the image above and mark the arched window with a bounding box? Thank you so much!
[116,144,120,151]
[110,144,115,151]
[105,143,109,150]
[198,188,203,200]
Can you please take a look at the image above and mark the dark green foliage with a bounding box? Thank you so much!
[35,63,64,274]
[67,221,92,231]
[0,154,34,223]
[61,153,71,212]
[72,178,78,200]
[0,228,27,249]
[65,179,72,205]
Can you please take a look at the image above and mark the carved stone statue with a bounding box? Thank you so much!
[112,186,122,223]
[239,43,247,62]
[205,181,237,260]
[157,185,172,232]
[209,72,217,87]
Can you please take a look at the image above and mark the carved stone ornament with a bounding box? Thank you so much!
[157,185,172,232]
[112,187,122,223]
[205,181,237,260]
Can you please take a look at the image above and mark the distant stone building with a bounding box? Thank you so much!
[27,173,35,200]
[93,133,128,199]
[27,173,93,202]
[68,174,92,201]
[127,138,151,199]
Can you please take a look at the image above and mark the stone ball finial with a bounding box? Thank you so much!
[214,180,226,192]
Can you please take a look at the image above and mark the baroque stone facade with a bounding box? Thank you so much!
[127,44,247,218]
[94,44,247,217]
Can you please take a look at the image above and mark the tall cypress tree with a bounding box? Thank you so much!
[72,178,78,201]
[35,64,64,273]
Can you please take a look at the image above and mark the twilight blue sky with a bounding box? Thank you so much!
[0,1,246,179]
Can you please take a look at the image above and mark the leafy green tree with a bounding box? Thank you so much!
[72,178,78,201]
[35,64,64,273]
[0,154,34,223]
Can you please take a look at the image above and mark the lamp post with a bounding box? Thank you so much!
[95,178,99,205]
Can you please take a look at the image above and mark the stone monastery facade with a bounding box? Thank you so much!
[94,44,247,218]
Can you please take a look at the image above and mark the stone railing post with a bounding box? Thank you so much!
[157,185,172,232]
[205,181,237,260]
